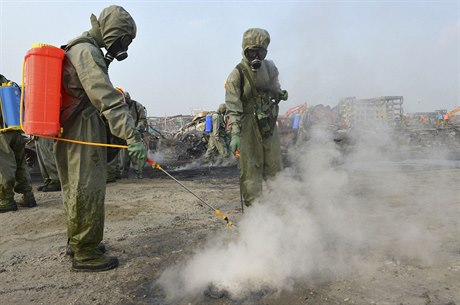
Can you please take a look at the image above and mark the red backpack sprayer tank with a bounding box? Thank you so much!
[21,43,65,136]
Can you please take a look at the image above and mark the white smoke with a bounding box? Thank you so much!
[148,150,166,164]
[155,126,455,302]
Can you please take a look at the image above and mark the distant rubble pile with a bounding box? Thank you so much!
[403,126,460,149]
[278,96,460,154]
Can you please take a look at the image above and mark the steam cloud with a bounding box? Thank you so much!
[155,126,456,302]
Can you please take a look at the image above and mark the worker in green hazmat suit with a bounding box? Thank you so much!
[203,103,229,163]
[117,91,148,179]
[225,28,288,206]
[35,137,61,192]
[106,152,121,183]
[0,74,37,213]
[55,5,146,272]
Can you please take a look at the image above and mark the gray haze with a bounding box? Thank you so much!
[0,1,459,115]
[156,126,458,302]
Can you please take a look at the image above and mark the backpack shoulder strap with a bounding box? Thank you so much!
[235,64,244,97]
[235,63,259,98]
[61,36,95,52]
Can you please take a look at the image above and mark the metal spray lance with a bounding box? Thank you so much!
[146,158,233,226]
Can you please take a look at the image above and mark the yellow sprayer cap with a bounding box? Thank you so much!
[32,43,52,48]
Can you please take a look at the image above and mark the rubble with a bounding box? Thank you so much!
[277,96,460,158]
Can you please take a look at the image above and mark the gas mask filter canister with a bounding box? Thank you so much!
[104,35,133,65]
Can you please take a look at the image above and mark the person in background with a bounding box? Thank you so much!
[106,152,121,183]
[35,137,61,192]
[203,103,229,163]
[442,113,449,128]
[117,91,148,179]
[55,5,146,272]
[0,73,37,213]
[224,28,288,207]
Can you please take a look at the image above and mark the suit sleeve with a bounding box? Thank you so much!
[136,102,148,131]
[70,44,140,145]
[266,60,281,95]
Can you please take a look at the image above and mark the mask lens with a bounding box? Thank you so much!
[119,35,133,49]
[246,49,257,60]
[257,48,267,60]
[245,48,267,61]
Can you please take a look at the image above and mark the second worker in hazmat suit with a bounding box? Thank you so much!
[225,28,288,206]
[203,103,229,163]
[0,74,37,213]
[117,91,148,179]
[35,137,61,192]
[55,5,146,272]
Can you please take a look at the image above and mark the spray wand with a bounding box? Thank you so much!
[146,158,233,227]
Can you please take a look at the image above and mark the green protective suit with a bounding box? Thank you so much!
[35,137,60,186]
[203,105,229,162]
[106,152,120,182]
[55,6,140,261]
[0,74,34,209]
[225,28,285,206]
[118,94,148,177]
[0,130,33,207]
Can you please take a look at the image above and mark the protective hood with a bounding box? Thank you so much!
[242,28,270,52]
[218,103,227,114]
[89,5,137,51]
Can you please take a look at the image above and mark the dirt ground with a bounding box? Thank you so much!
[1,133,459,305]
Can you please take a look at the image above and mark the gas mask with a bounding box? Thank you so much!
[105,35,133,66]
[244,47,267,71]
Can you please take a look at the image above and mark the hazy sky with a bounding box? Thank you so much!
[0,0,458,116]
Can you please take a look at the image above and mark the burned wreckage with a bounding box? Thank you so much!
[120,97,460,164]
[278,96,460,153]
[147,112,210,161]
[150,98,403,163]
[24,97,460,169]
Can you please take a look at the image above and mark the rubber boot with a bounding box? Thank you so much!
[72,247,118,272]
[42,182,61,192]
[18,191,37,208]
[0,201,18,213]
[37,180,51,191]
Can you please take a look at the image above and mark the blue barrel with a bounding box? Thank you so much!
[293,114,301,129]
[205,114,213,133]
[0,83,22,129]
